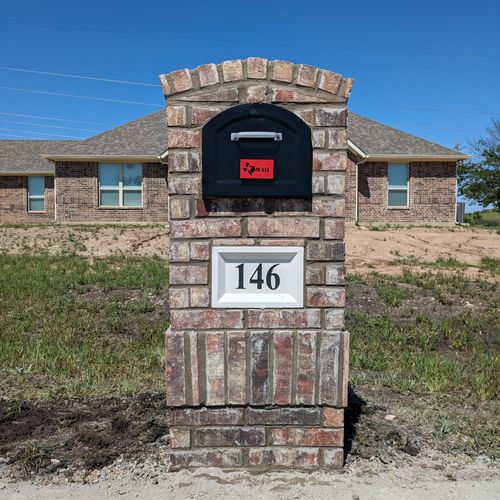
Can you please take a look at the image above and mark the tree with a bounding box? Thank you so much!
[458,118,500,210]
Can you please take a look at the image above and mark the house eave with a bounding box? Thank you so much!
[43,154,163,163]
[366,153,470,161]
[0,171,54,176]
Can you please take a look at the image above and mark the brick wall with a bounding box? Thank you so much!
[161,58,352,469]
[345,156,456,224]
[0,175,54,224]
[55,162,168,223]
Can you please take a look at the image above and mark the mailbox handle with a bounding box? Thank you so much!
[231,131,282,141]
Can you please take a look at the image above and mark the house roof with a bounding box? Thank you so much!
[45,111,167,160]
[0,110,467,174]
[348,113,467,159]
[0,140,75,174]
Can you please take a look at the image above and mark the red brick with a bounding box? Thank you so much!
[327,129,348,149]
[248,447,319,468]
[191,106,225,125]
[339,77,354,98]
[227,331,247,405]
[169,198,191,220]
[189,241,210,260]
[305,265,325,285]
[168,151,189,172]
[270,428,343,447]
[168,69,193,93]
[192,427,265,447]
[273,331,293,405]
[169,407,244,426]
[319,332,341,405]
[169,241,190,262]
[212,238,255,246]
[222,60,243,82]
[271,60,294,82]
[318,69,342,94]
[169,287,189,308]
[313,198,345,217]
[169,449,242,469]
[176,88,239,102]
[312,130,326,148]
[297,109,313,125]
[325,264,345,285]
[312,174,325,194]
[323,408,344,427]
[170,265,208,285]
[171,310,243,329]
[313,107,347,127]
[324,309,345,329]
[340,331,350,407]
[296,64,318,87]
[306,241,345,261]
[306,287,345,307]
[187,331,201,405]
[246,57,268,79]
[322,448,344,468]
[251,331,270,405]
[324,219,345,240]
[165,331,186,406]
[247,407,321,426]
[296,331,317,405]
[197,63,219,87]
[170,220,241,238]
[170,427,190,448]
[326,174,346,195]
[248,310,321,329]
[167,129,200,149]
[205,333,225,405]
[166,105,187,126]
[313,152,347,171]
[247,217,320,237]
[271,89,327,103]
[159,74,170,95]
[189,287,210,307]
[247,85,266,103]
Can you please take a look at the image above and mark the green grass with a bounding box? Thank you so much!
[480,256,500,275]
[464,209,500,228]
[373,281,412,306]
[0,254,168,400]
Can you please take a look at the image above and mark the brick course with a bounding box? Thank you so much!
[161,58,351,470]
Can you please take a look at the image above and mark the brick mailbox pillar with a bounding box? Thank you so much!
[160,58,353,469]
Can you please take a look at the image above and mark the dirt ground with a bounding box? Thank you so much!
[346,224,500,279]
[1,224,498,278]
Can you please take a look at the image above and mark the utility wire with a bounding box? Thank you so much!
[0,87,163,107]
[0,111,114,126]
[4,20,499,59]
[0,128,86,139]
[0,119,100,133]
[0,66,160,87]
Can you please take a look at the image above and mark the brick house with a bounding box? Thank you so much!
[0,107,466,225]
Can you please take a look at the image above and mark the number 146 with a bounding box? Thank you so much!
[236,263,281,290]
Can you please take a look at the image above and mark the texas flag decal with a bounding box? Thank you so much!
[239,159,275,179]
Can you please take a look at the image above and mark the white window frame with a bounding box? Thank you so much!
[27,176,45,213]
[387,163,409,208]
[98,163,143,208]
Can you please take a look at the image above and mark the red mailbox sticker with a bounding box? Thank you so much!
[240,159,274,179]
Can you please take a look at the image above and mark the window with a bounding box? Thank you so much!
[98,164,143,207]
[27,176,45,212]
[387,163,409,207]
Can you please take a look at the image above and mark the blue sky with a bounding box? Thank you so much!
[1,0,499,210]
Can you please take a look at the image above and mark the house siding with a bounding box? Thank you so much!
[0,175,55,224]
[55,162,168,223]
[349,160,456,224]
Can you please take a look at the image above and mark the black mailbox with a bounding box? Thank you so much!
[202,103,312,198]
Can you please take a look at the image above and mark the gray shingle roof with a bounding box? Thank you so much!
[1,110,465,174]
[53,111,167,157]
[0,140,75,174]
[348,113,462,157]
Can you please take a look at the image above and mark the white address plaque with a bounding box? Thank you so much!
[211,246,304,308]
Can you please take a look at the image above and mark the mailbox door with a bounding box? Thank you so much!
[202,103,312,198]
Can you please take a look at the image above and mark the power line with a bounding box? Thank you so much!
[0,66,160,87]
[0,128,85,139]
[0,87,163,107]
[0,119,100,133]
[0,112,115,126]
[4,20,499,59]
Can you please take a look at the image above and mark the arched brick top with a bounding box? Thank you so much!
[159,58,353,101]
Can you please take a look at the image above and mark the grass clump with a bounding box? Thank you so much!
[373,281,412,307]
[0,254,168,400]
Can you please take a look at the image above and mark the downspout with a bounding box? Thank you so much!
[454,161,459,225]
[355,159,366,224]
